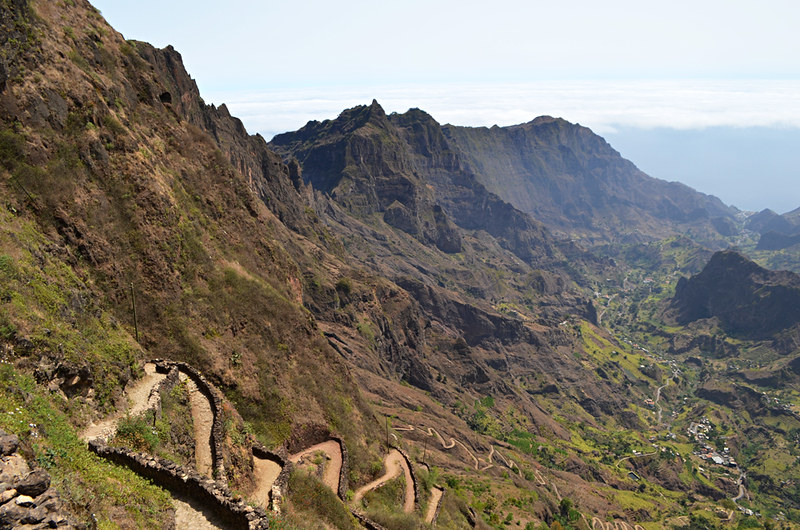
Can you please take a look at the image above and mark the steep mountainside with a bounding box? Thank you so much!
[442,117,737,245]
[270,101,641,436]
[271,103,573,267]
[667,250,800,341]
[4,1,800,528]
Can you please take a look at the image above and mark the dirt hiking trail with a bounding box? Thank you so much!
[173,494,227,530]
[425,487,444,523]
[290,440,342,492]
[179,372,214,477]
[354,449,415,513]
[80,362,165,443]
[81,362,224,527]
[252,455,283,509]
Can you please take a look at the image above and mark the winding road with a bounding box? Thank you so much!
[733,471,748,503]
[654,382,667,425]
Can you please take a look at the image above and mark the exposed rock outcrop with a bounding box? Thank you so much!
[442,116,736,245]
[667,250,800,341]
[0,429,75,529]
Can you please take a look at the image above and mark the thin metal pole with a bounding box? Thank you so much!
[130,282,139,342]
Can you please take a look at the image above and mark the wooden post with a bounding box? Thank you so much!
[130,282,139,343]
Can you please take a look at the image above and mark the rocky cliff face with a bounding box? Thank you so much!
[270,101,625,430]
[3,0,768,526]
[667,250,800,340]
[271,102,570,265]
[442,117,737,245]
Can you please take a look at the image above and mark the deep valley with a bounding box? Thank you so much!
[1,2,800,529]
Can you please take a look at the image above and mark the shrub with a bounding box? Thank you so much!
[287,470,357,529]
[114,413,159,453]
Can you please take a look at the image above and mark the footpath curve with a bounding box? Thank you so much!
[80,362,165,443]
[289,440,344,493]
[83,360,271,529]
[354,449,415,513]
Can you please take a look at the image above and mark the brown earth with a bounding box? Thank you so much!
[353,449,415,513]
[289,440,343,492]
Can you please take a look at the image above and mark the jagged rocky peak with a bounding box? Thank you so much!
[271,102,572,264]
[667,250,800,340]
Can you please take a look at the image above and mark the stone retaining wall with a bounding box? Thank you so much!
[252,442,290,513]
[431,487,446,526]
[152,359,227,482]
[89,441,270,530]
[335,435,349,500]
[351,509,389,530]
[392,445,421,511]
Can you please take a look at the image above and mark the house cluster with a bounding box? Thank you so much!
[688,419,737,467]
[696,447,737,468]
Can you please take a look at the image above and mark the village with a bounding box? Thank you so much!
[687,418,737,468]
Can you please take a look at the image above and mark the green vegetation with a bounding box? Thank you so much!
[0,363,172,527]
[287,469,358,529]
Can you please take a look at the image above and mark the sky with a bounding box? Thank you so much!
[92,0,800,213]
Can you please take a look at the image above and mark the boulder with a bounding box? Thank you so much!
[0,433,18,457]
[15,469,50,498]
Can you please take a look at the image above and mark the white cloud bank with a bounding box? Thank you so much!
[205,80,800,140]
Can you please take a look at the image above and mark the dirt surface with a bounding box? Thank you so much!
[173,494,227,530]
[80,362,165,443]
[425,487,443,524]
[395,424,482,469]
[252,455,283,509]
[354,449,415,513]
[290,440,342,492]
[179,372,214,477]
[591,517,645,530]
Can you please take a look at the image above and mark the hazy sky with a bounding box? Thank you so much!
[92,0,800,212]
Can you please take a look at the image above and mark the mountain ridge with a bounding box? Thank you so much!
[441,116,738,245]
[3,0,800,528]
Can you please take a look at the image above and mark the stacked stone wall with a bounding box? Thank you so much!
[392,445,421,511]
[89,441,270,529]
[153,359,227,482]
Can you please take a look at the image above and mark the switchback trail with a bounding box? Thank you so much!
[396,424,480,470]
[179,372,214,477]
[81,362,224,528]
[252,455,283,509]
[290,440,342,492]
[425,487,443,524]
[80,362,165,443]
[354,449,415,513]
